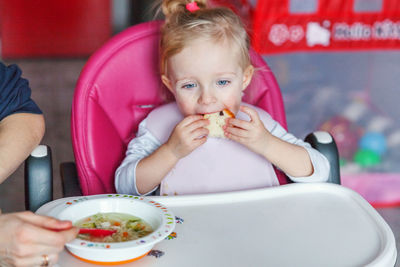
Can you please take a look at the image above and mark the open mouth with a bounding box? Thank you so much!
[200,110,224,116]
[202,109,234,118]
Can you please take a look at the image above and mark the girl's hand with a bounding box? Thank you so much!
[224,106,272,156]
[165,115,209,159]
[0,211,79,267]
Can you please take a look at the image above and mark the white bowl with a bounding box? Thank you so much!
[54,194,175,264]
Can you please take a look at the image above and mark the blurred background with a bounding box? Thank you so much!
[0,0,158,212]
[0,0,399,219]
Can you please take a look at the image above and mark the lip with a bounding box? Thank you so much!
[199,109,224,115]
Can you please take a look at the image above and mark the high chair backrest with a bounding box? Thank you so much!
[72,20,288,195]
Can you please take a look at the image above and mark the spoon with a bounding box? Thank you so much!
[79,228,117,237]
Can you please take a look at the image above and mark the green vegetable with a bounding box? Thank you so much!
[81,222,96,228]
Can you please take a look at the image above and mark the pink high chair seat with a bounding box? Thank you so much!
[72,20,289,195]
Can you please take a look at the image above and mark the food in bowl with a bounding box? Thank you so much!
[48,194,175,264]
[76,212,153,242]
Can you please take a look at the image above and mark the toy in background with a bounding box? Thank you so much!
[319,115,362,161]
[266,55,400,207]
[266,53,400,177]
[366,118,400,173]
[354,120,387,168]
[318,94,400,173]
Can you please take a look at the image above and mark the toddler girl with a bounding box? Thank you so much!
[115,0,330,196]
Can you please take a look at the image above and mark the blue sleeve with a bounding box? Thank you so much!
[0,62,42,121]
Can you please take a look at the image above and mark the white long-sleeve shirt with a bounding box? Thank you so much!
[115,103,330,195]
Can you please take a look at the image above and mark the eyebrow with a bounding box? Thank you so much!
[175,77,195,84]
[216,72,237,76]
[175,72,238,82]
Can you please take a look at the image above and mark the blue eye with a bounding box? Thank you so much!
[217,80,230,86]
[182,83,196,89]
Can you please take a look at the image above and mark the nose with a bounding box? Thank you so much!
[198,88,216,105]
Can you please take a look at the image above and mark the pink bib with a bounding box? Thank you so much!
[146,102,279,196]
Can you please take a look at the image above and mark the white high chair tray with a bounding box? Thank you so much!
[37,183,396,267]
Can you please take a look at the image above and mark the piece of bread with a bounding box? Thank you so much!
[204,109,235,138]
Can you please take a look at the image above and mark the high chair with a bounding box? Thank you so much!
[25,20,339,212]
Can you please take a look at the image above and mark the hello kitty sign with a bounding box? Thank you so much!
[252,0,400,54]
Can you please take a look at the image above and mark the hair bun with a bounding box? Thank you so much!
[162,0,207,17]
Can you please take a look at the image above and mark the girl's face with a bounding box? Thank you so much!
[161,39,254,116]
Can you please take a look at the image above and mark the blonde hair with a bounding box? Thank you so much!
[160,0,251,75]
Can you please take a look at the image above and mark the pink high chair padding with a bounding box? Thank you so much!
[72,20,288,195]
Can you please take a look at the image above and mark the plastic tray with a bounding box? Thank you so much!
[37,183,396,267]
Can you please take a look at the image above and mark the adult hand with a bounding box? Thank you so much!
[0,211,78,267]
[166,115,209,159]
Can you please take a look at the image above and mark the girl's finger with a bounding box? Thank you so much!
[180,115,205,127]
[226,118,251,130]
[186,118,209,132]
[192,136,208,147]
[190,127,209,139]
[225,126,248,138]
[224,131,245,144]
[240,105,261,123]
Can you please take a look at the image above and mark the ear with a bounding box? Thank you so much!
[161,74,174,94]
[242,65,254,91]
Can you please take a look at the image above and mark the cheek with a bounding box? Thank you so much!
[222,89,242,113]
[175,94,196,115]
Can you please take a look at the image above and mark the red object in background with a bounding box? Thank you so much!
[253,0,400,54]
[0,0,111,58]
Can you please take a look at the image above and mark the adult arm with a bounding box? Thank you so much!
[0,113,45,183]
[0,62,45,183]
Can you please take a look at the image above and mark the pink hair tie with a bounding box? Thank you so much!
[186,1,200,12]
